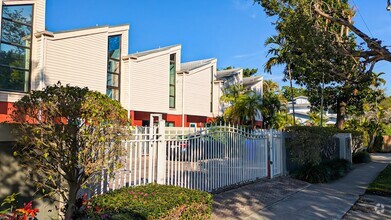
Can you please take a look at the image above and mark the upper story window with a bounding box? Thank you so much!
[0,4,33,92]
[169,54,176,108]
[107,35,121,101]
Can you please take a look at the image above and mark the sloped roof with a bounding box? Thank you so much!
[216,68,242,80]
[52,24,129,34]
[294,96,308,100]
[243,76,262,87]
[180,58,215,72]
[127,44,181,59]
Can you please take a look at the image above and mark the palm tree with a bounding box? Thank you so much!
[263,79,279,93]
[220,85,262,127]
[264,35,297,125]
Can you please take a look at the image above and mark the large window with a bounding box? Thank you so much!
[107,35,121,101]
[169,54,176,108]
[0,5,33,92]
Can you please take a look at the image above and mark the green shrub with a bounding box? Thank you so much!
[322,159,351,180]
[86,184,213,220]
[295,163,331,183]
[295,159,351,183]
[352,151,371,163]
[285,126,339,166]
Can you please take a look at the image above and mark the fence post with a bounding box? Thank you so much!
[156,119,166,184]
[269,129,274,178]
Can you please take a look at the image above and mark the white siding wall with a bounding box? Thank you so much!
[184,66,214,117]
[129,54,170,113]
[45,32,108,93]
[249,80,263,122]
[44,26,130,110]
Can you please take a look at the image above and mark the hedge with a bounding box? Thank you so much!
[86,184,213,220]
[352,151,371,164]
[295,159,351,183]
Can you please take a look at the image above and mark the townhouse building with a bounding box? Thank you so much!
[125,45,220,127]
[287,96,337,125]
[0,0,264,140]
[0,0,130,121]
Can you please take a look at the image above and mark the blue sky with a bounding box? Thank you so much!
[46,0,391,95]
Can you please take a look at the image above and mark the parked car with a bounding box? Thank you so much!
[166,135,225,161]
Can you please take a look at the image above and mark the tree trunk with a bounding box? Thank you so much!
[336,98,347,130]
[288,64,296,125]
[65,181,79,220]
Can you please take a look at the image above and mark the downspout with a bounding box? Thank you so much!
[182,72,185,128]
[39,35,46,90]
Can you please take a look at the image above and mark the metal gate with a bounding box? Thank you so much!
[93,118,283,194]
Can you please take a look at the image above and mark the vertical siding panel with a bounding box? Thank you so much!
[129,55,170,113]
[184,67,212,117]
[45,33,107,93]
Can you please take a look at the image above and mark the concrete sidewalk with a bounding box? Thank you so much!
[212,177,310,219]
[246,154,391,220]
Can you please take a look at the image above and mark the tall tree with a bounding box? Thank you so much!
[222,66,258,77]
[243,68,258,77]
[11,83,130,219]
[257,0,389,129]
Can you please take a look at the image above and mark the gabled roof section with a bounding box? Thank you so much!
[126,44,181,59]
[294,96,308,100]
[243,76,263,87]
[180,58,216,73]
[216,68,242,80]
[40,24,130,40]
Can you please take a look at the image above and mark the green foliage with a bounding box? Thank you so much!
[243,68,258,77]
[366,164,391,197]
[379,97,391,110]
[352,151,371,164]
[86,184,213,220]
[222,66,258,78]
[281,86,306,101]
[258,0,386,129]
[295,159,351,183]
[286,126,340,166]
[307,112,328,127]
[10,82,131,219]
[295,163,331,184]
[220,85,262,126]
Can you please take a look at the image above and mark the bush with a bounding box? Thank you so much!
[295,163,331,183]
[285,126,339,166]
[86,184,213,220]
[295,159,351,183]
[352,151,371,164]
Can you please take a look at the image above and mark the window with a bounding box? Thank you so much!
[107,35,121,101]
[165,121,175,127]
[0,4,33,92]
[169,54,176,108]
[210,66,213,112]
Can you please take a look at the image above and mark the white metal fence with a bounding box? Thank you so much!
[91,121,283,195]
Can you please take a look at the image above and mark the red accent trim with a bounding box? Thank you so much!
[0,102,15,123]
[130,110,213,127]
[254,121,263,128]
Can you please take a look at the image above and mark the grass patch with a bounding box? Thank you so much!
[366,164,391,197]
